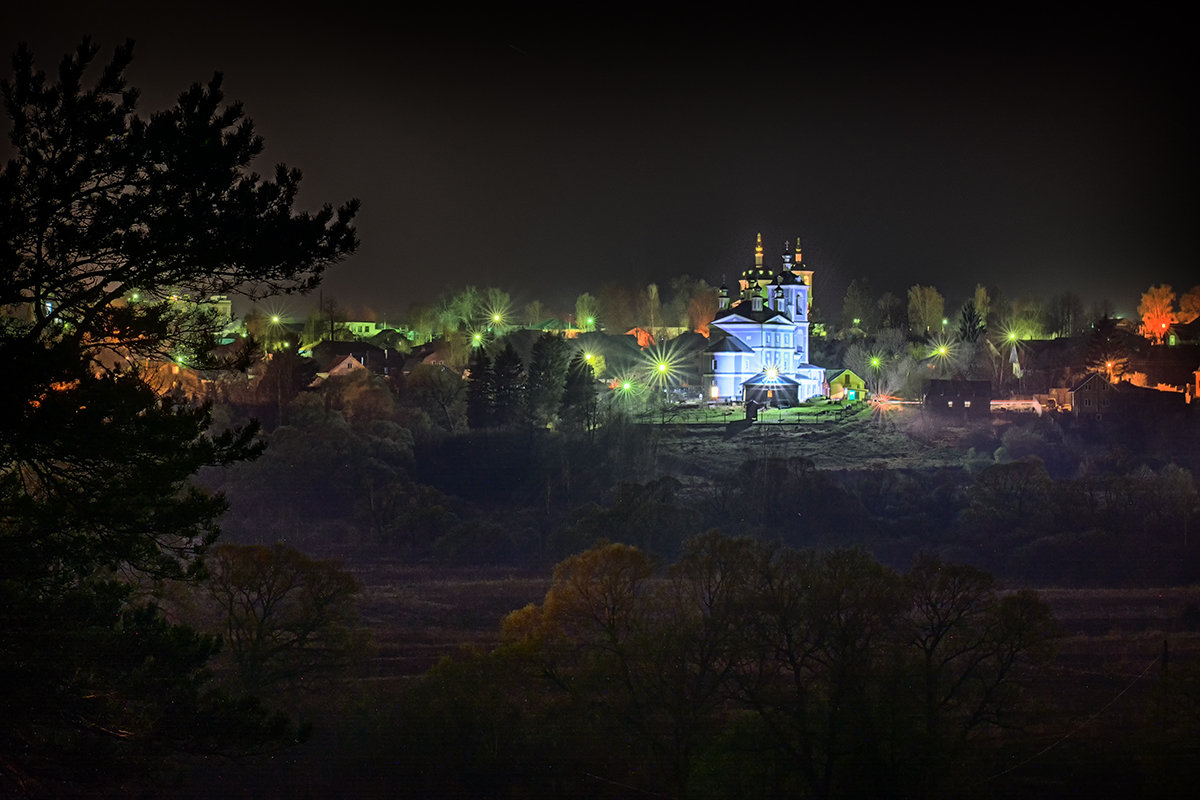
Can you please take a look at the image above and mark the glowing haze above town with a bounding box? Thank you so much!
[5,4,1195,322]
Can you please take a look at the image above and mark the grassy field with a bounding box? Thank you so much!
[630,398,870,426]
[347,561,550,690]
[643,401,977,478]
[344,561,1200,682]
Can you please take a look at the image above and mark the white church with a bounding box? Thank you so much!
[702,235,825,406]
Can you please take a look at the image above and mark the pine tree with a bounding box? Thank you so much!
[527,332,571,427]
[0,39,357,356]
[958,299,985,342]
[561,351,598,432]
[492,341,527,426]
[0,39,358,791]
[466,348,496,428]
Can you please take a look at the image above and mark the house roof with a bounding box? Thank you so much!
[1126,342,1200,388]
[925,378,991,397]
[1069,372,1112,393]
[827,369,863,384]
[1168,317,1200,342]
[530,318,569,331]
[327,354,366,373]
[308,339,385,370]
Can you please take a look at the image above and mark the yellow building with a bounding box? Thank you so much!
[826,369,866,401]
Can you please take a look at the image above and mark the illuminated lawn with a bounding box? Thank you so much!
[634,403,976,477]
[634,399,870,425]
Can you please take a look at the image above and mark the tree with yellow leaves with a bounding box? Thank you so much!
[1138,284,1176,343]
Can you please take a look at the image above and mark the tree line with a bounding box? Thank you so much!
[394,535,1057,799]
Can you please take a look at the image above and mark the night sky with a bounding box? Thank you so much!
[5,4,1195,321]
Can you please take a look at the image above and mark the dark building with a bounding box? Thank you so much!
[924,379,992,420]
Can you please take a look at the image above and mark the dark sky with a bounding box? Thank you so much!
[5,4,1195,321]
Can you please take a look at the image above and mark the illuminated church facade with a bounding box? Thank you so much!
[702,235,825,405]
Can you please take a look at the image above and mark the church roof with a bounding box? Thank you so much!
[713,300,792,325]
[706,334,754,353]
